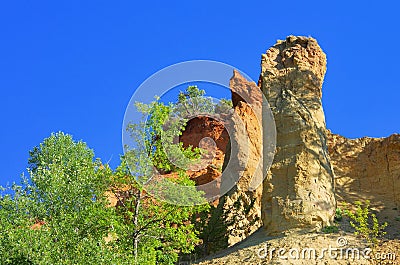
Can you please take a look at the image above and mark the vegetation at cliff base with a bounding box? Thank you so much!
[0,86,232,264]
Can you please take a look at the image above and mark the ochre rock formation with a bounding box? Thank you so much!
[327,130,400,235]
[180,116,228,183]
[149,35,400,251]
[180,116,228,201]
[259,36,336,234]
[215,70,265,246]
[161,36,400,248]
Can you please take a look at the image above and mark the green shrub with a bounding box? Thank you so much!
[334,207,343,222]
[344,200,387,245]
[322,225,339,233]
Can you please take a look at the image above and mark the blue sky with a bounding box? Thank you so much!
[1,1,399,186]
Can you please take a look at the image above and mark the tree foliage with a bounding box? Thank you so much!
[110,161,209,265]
[176,85,232,117]
[344,200,388,245]
[0,86,230,264]
[0,132,121,264]
[134,98,201,174]
[118,94,210,264]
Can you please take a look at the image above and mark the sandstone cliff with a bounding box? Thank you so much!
[327,130,400,237]
[178,36,400,255]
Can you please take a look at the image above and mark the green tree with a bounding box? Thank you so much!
[0,86,229,264]
[177,86,214,116]
[0,179,36,264]
[135,98,201,174]
[176,85,232,117]
[111,162,209,265]
[215,98,233,113]
[0,132,122,264]
[137,87,232,175]
[113,98,210,264]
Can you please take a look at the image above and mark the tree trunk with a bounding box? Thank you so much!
[133,189,141,264]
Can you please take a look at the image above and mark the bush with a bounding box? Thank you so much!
[322,225,339,233]
[334,207,343,222]
[344,200,387,245]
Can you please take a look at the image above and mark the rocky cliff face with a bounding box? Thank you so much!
[178,36,400,250]
[327,131,400,236]
[259,36,336,234]
[178,71,266,247]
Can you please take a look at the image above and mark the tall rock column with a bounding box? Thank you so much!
[259,36,336,234]
[216,70,265,247]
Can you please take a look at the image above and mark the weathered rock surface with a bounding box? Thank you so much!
[327,130,400,237]
[181,116,229,155]
[259,36,336,234]
[179,116,228,202]
[215,70,265,246]
[185,35,400,263]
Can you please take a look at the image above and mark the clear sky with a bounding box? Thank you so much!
[1,1,399,186]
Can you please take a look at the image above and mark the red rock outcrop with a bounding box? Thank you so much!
[180,116,228,195]
[181,116,229,154]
